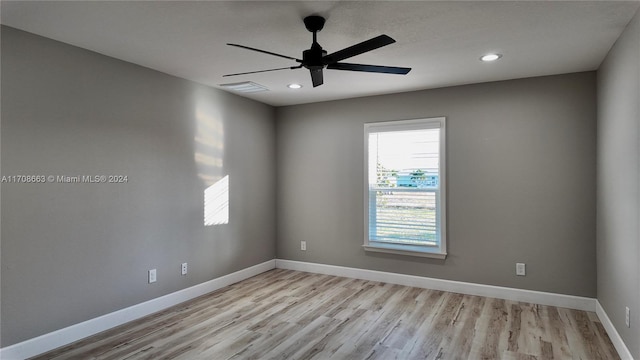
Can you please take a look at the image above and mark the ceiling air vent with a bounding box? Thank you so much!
[219,81,269,93]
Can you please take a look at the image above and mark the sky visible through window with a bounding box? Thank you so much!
[369,129,440,187]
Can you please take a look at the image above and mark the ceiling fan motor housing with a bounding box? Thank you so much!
[302,45,327,70]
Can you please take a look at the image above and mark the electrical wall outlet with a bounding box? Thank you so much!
[625,307,630,328]
[516,263,526,276]
[148,269,157,283]
[301,241,307,251]
[181,263,188,276]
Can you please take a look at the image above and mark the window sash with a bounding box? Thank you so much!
[368,188,440,247]
[364,118,446,258]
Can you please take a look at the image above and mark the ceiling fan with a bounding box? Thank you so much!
[224,15,411,87]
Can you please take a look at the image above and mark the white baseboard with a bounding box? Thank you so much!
[275,259,596,311]
[596,300,635,360]
[0,260,276,360]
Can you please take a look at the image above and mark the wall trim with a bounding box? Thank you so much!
[275,259,596,311]
[0,259,276,360]
[596,300,635,360]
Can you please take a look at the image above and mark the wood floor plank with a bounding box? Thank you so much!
[30,270,621,360]
[508,303,523,352]
[229,322,304,360]
[341,286,419,360]
[539,340,554,360]
[262,316,343,360]
[472,297,510,360]
[434,294,486,359]
[96,302,259,360]
[327,309,387,358]
[323,283,378,320]
[405,292,465,359]
[124,298,294,360]
[502,350,539,360]
[571,309,612,360]
[544,306,573,360]
[517,303,545,357]
[289,308,366,360]
[379,288,443,350]
[594,321,621,359]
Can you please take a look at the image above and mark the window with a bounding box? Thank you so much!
[364,118,446,258]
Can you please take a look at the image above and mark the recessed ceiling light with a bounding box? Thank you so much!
[287,83,303,89]
[480,53,502,62]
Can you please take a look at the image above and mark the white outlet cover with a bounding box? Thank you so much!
[148,269,157,283]
[181,263,188,275]
[516,263,526,276]
[625,307,630,327]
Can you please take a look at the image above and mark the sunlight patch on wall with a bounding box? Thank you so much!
[193,90,225,187]
[204,175,229,226]
[193,89,228,226]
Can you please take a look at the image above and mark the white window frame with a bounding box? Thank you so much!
[363,117,447,259]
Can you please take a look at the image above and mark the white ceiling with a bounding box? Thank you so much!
[2,1,639,107]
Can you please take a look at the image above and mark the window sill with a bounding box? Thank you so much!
[363,244,447,259]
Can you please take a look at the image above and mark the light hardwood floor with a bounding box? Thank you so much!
[31,269,619,360]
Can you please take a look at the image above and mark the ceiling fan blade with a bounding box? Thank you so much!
[223,65,302,77]
[323,35,395,64]
[310,69,323,87]
[227,43,301,62]
[327,62,411,75]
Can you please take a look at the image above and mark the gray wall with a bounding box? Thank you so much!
[277,72,597,297]
[597,8,640,359]
[0,26,276,346]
